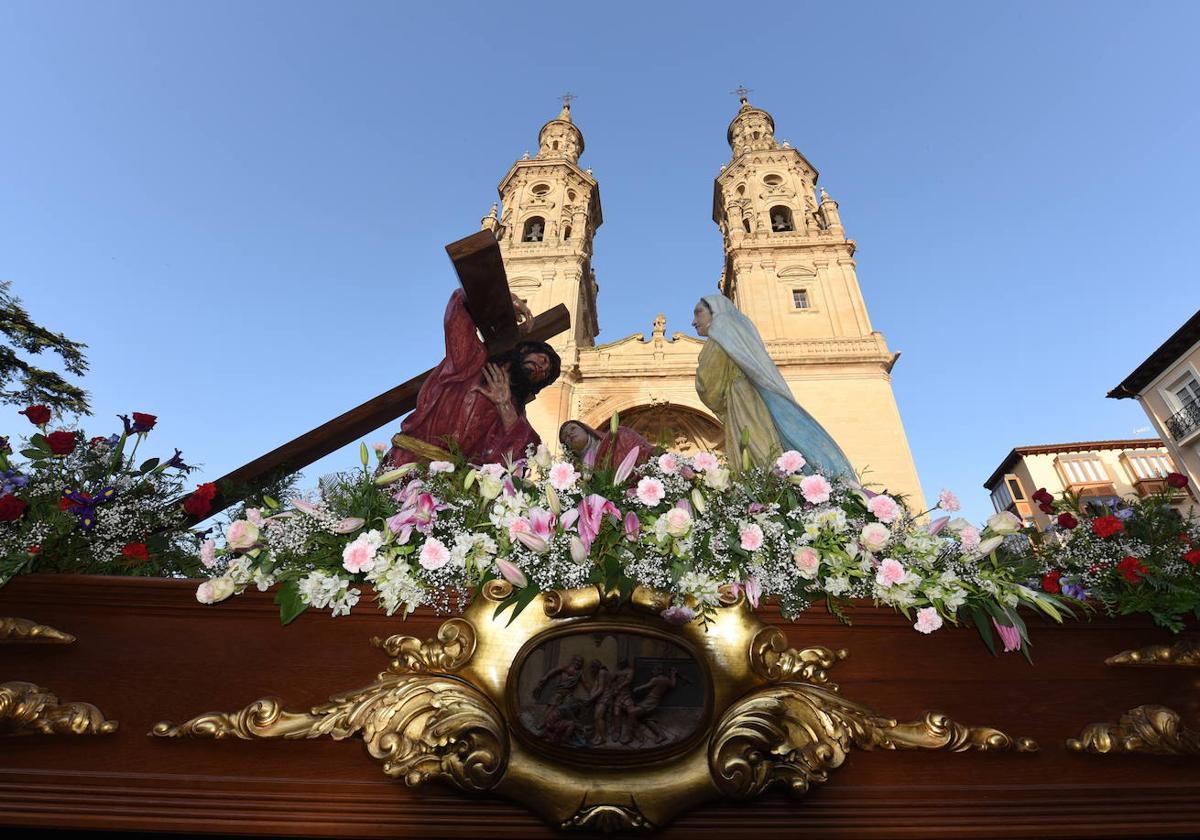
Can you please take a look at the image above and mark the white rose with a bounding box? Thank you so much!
[860,522,891,552]
[477,473,503,500]
[196,576,236,604]
[704,467,731,491]
[986,511,1022,535]
[226,520,260,551]
[663,507,693,538]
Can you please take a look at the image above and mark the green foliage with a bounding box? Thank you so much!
[0,281,90,415]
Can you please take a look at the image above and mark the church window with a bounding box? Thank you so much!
[791,289,810,310]
[770,206,795,232]
[531,183,550,196]
[563,224,572,241]
[567,189,577,201]
[552,140,560,150]
[763,173,783,186]
[742,217,751,233]
[736,184,746,196]
[522,217,545,242]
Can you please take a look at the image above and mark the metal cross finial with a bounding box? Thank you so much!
[560,92,577,109]
[731,85,752,102]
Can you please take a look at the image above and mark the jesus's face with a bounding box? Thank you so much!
[521,351,552,384]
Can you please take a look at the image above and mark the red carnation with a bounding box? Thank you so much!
[1042,570,1062,594]
[1057,512,1078,529]
[1031,488,1054,506]
[120,542,150,564]
[0,495,28,521]
[1184,549,1200,567]
[46,430,77,455]
[183,482,219,518]
[1166,472,1189,489]
[1092,515,1125,539]
[1117,555,1148,584]
[19,405,51,425]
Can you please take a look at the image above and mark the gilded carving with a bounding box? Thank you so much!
[749,626,846,686]
[560,797,653,832]
[153,674,507,790]
[1067,705,1200,756]
[710,684,1036,799]
[371,617,477,674]
[1104,637,1200,667]
[0,681,117,736]
[0,617,75,644]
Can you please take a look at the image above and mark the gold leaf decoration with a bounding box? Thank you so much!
[543,586,602,618]
[1066,704,1200,755]
[709,683,1036,799]
[1104,637,1200,668]
[153,673,507,790]
[749,626,846,686]
[559,797,654,832]
[370,618,477,674]
[0,617,75,644]
[0,681,117,736]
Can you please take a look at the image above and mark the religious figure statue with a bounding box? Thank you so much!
[692,295,854,477]
[384,289,561,468]
[558,420,654,470]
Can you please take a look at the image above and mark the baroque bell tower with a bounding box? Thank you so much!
[712,95,926,508]
[488,99,603,445]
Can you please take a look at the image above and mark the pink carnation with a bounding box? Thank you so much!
[548,461,579,491]
[937,488,961,512]
[799,474,832,504]
[913,607,943,634]
[866,494,900,523]
[775,450,807,474]
[657,453,680,474]
[419,538,450,570]
[875,557,907,588]
[636,476,666,506]
[739,523,764,551]
[958,526,981,552]
[692,452,719,472]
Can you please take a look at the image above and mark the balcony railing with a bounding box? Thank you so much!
[1165,402,1200,441]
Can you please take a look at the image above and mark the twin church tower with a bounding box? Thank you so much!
[480,97,924,507]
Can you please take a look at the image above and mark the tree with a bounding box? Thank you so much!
[0,280,90,415]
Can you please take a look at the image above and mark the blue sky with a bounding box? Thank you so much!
[1,1,1197,524]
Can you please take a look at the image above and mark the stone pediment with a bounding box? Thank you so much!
[578,317,705,377]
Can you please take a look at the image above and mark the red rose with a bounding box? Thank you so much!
[1042,570,1062,594]
[132,412,158,432]
[120,542,150,564]
[1092,515,1125,539]
[0,495,28,521]
[19,405,51,425]
[1166,472,1189,489]
[1117,555,1147,584]
[1184,549,1200,567]
[183,482,218,518]
[46,430,77,455]
[1032,488,1054,506]
[1038,502,1054,514]
[1057,512,1078,529]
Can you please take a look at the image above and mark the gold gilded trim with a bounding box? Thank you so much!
[543,586,603,618]
[559,796,653,832]
[1104,637,1200,668]
[0,681,117,736]
[153,673,507,790]
[749,626,846,686]
[370,617,477,674]
[1066,705,1200,755]
[0,617,75,644]
[709,684,1036,799]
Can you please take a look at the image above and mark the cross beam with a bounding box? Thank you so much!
[183,231,569,524]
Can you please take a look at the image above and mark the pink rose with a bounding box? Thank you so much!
[913,607,943,634]
[419,538,451,570]
[799,474,832,504]
[775,450,807,475]
[866,494,900,523]
[739,523,764,551]
[875,557,907,588]
[860,522,890,552]
[226,520,260,551]
[793,546,821,579]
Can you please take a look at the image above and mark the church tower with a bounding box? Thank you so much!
[712,96,926,508]
[491,101,603,444]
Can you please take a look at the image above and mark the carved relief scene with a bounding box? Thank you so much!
[514,631,706,754]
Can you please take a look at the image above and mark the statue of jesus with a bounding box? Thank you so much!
[384,289,561,468]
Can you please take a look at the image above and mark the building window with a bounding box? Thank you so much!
[562,224,572,241]
[742,217,751,233]
[1124,451,1173,480]
[522,217,545,242]
[531,183,550,197]
[1165,373,1200,440]
[1056,455,1110,486]
[770,206,795,232]
[990,482,1014,513]
[763,173,783,186]
[791,289,810,310]
[1170,374,1200,410]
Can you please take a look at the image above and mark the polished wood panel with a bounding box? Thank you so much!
[1,574,1197,838]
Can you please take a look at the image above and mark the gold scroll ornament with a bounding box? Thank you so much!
[0,681,117,736]
[156,582,1036,831]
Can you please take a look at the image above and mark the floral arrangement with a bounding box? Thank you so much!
[0,405,205,583]
[195,433,1072,655]
[1017,479,1200,632]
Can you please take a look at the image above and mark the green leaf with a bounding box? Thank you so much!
[967,606,997,656]
[274,580,307,626]
[30,434,50,451]
[139,458,160,474]
[506,584,542,625]
[19,448,45,460]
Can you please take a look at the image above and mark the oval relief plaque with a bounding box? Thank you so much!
[509,626,710,762]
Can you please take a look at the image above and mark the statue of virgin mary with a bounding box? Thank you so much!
[693,295,855,478]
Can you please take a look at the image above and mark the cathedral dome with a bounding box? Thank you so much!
[537,104,584,163]
[726,97,778,157]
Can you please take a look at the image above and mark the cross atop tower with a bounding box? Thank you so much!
[560,91,577,109]
[731,85,752,103]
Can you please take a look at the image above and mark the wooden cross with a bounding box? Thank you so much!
[184,230,570,523]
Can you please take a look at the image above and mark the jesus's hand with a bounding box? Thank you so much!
[473,363,518,430]
[511,294,534,335]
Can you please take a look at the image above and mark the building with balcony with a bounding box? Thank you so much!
[1108,309,1200,489]
[983,439,1190,529]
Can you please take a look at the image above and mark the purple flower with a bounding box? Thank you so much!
[1062,583,1089,600]
[1115,508,1135,521]
[747,502,765,515]
[660,605,696,625]
[165,449,189,470]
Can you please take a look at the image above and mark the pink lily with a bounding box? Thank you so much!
[623,511,641,542]
[527,507,556,539]
[927,515,950,536]
[613,446,641,486]
[577,494,622,551]
[743,576,762,609]
[992,618,1022,653]
[676,498,693,515]
[332,517,365,534]
[514,531,549,554]
[290,497,322,516]
[496,558,528,587]
[583,446,597,470]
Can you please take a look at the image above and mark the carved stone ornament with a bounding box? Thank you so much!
[0,681,117,736]
[155,584,1036,830]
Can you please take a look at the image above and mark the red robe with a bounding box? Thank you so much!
[385,290,540,467]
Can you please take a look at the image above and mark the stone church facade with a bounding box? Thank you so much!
[480,98,925,508]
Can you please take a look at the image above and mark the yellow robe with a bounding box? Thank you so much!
[696,340,782,470]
